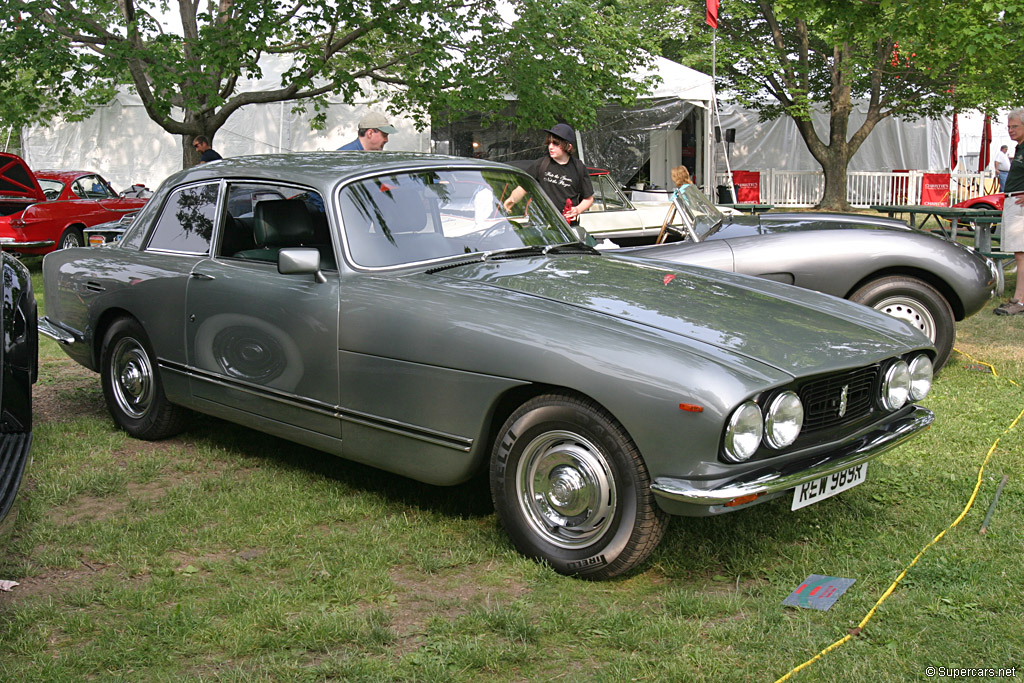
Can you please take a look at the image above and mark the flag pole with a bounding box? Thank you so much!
[710,28,736,203]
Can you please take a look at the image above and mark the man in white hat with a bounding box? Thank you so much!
[338,111,399,151]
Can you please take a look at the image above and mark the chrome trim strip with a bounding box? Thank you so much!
[162,361,474,452]
[37,317,79,345]
[651,406,933,506]
[0,240,56,249]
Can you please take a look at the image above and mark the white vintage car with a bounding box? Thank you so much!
[578,169,739,243]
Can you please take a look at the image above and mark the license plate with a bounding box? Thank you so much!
[791,463,867,510]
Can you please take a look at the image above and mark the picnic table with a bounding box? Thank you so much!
[720,203,775,214]
[870,204,1003,251]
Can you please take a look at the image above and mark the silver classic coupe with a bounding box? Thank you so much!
[40,153,936,578]
[620,184,999,370]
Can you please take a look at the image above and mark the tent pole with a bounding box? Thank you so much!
[711,29,737,203]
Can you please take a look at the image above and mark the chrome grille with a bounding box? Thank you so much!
[798,366,878,431]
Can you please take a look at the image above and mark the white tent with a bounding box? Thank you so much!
[715,102,1013,174]
[22,55,715,193]
[21,59,431,191]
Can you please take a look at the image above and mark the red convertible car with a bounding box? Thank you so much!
[954,193,1004,211]
[0,153,148,254]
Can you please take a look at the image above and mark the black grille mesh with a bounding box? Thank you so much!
[798,366,879,431]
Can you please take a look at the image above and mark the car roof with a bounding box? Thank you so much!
[169,152,517,193]
[34,170,96,183]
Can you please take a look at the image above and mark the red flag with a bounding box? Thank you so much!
[706,0,720,28]
[950,112,959,170]
[978,115,992,172]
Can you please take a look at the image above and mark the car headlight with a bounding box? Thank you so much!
[764,391,804,449]
[908,354,933,401]
[723,401,763,463]
[881,359,911,411]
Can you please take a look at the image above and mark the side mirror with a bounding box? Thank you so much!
[278,248,327,284]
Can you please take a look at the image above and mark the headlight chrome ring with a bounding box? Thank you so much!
[908,354,933,401]
[764,391,804,449]
[723,401,763,463]
[881,359,911,411]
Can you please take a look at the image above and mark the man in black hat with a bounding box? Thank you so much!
[503,123,594,226]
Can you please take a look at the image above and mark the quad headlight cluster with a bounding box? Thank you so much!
[722,354,933,464]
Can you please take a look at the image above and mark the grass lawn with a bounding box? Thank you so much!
[2,254,1022,682]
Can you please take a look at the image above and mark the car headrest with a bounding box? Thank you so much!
[253,198,316,246]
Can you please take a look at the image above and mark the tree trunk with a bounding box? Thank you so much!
[818,150,852,211]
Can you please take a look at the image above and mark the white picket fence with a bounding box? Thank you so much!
[714,169,995,207]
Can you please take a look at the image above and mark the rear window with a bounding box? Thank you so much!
[146,183,218,254]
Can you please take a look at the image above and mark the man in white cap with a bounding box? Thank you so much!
[338,111,398,151]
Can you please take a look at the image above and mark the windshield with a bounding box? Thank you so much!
[339,168,579,268]
[675,184,725,239]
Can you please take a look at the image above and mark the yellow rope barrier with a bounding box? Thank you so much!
[774,348,1022,682]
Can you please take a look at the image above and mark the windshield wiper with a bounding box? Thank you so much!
[486,242,601,259]
[426,242,600,274]
[543,241,601,255]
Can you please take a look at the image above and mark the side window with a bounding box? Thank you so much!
[146,183,218,254]
[71,175,113,199]
[593,175,629,211]
[218,183,334,270]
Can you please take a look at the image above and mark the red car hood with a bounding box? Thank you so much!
[0,153,46,203]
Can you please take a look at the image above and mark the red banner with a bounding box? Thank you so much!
[891,169,910,204]
[950,112,959,170]
[920,173,951,206]
[706,0,720,28]
[732,170,760,203]
[978,115,992,172]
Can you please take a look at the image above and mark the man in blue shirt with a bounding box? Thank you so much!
[338,112,398,151]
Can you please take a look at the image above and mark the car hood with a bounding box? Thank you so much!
[0,153,46,203]
[437,254,930,376]
[704,212,910,240]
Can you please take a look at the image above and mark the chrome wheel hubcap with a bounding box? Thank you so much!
[516,430,616,549]
[111,337,154,419]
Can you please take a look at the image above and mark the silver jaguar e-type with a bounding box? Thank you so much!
[620,184,999,369]
[40,153,935,578]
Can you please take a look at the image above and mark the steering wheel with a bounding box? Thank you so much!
[44,189,60,200]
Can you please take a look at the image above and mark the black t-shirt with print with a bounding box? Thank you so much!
[527,155,594,222]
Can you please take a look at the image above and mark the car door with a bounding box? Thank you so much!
[184,182,341,438]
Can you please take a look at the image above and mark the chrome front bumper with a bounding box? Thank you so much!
[37,316,79,345]
[651,405,934,508]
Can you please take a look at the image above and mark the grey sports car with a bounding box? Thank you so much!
[621,184,999,370]
[39,153,936,578]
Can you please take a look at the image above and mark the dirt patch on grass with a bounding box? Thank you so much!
[386,563,529,654]
[0,560,111,605]
[34,359,107,423]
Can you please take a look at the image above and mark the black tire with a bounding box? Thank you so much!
[490,394,668,579]
[58,227,84,250]
[100,317,187,440]
[849,276,955,370]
